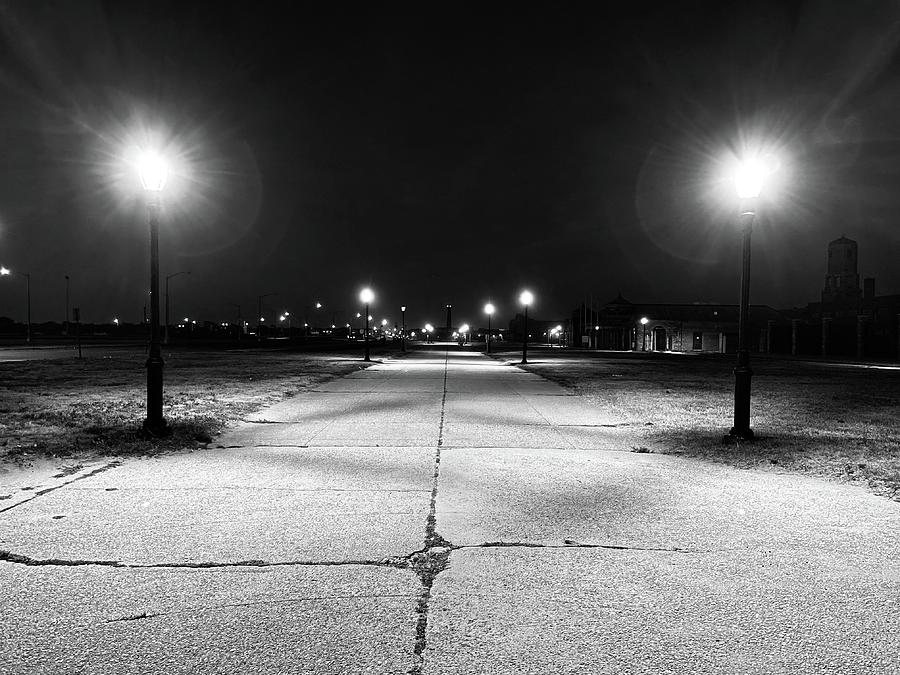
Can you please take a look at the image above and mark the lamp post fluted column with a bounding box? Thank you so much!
[364,303,370,361]
[730,206,755,439]
[145,194,165,434]
[519,291,533,364]
[401,305,406,353]
[484,302,495,354]
[522,304,528,363]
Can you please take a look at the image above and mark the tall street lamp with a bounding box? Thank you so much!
[640,316,649,351]
[138,149,168,435]
[519,290,533,364]
[360,287,374,361]
[401,305,407,353]
[484,302,495,353]
[728,157,765,440]
[164,270,189,345]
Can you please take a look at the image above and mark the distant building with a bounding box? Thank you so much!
[571,294,787,354]
[819,235,861,317]
[803,234,900,357]
[574,235,900,359]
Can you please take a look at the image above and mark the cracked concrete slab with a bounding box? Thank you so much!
[0,446,434,564]
[423,546,900,674]
[1,561,419,674]
[435,446,900,555]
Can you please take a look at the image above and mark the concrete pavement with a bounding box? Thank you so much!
[1,349,899,673]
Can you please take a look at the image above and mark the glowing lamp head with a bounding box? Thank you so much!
[640,317,649,325]
[484,303,495,315]
[138,150,168,192]
[459,324,470,334]
[316,302,322,309]
[381,319,387,326]
[359,288,374,304]
[425,323,434,333]
[734,157,766,199]
[519,290,533,306]
[401,305,406,312]
[0,266,10,276]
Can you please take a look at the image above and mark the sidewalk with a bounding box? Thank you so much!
[1,350,898,673]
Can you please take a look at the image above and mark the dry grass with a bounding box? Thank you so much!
[0,347,371,464]
[508,349,900,502]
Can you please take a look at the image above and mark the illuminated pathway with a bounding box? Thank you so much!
[1,350,899,673]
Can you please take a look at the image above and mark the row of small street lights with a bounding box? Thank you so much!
[49,147,765,441]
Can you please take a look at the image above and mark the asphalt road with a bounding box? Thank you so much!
[1,350,898,673]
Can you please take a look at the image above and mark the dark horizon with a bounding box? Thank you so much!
[2,1,900,327]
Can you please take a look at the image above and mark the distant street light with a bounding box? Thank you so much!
[729,156,767,440]
[257,292,277,342]
[1,267,31,343]
[484,302,495,354]
[360,287,374,361]
[227,303,242,342]
[519,290,533,364]
[640,316,649,351]
[164,271,189,345]
[138,148,169,435]
[401,305,407,353]
[459,323,470,345]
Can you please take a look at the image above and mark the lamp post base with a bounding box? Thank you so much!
[724,427,754,442]
[142,418,172,437]
[729,355,753,442]
[145,353,169,437]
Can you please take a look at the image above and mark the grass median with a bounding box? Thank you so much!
[0,345,376,465]
[501,347,900,502]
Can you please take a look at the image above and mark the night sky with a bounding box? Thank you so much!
[2,1,900,328]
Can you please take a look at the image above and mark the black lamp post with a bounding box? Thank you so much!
[484,302,495,354]
[401,305,406,352]
[728,158,764,441]
[139,150,168,435]
[519,290,533,364]
[360,288,374,361]
[730,205,756,439]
